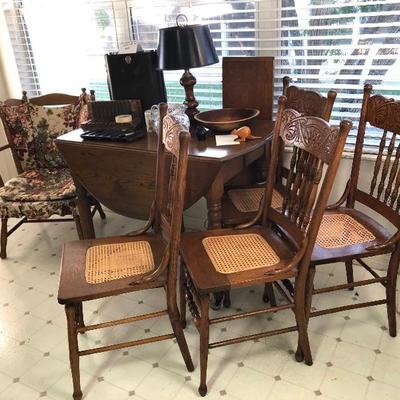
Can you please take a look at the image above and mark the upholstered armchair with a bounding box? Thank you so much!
[0,89,104,258]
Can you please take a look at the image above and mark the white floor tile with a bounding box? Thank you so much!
[0,382,40,400]
[372,352,400,388]
[365,380,400,400]
[266,380,319,400]
[0,210,398,399]
[20,356,69,392]
[320,366,369,400]
[225,366,274,400]
[331,341,376,376]
[279,359,327,392]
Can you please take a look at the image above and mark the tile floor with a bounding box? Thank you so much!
[0,208,399,400]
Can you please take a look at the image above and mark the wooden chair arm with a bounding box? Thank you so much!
[326,180,350,210]
[234,195,264,229]
[126,201,155,236]
[366,230,400,252]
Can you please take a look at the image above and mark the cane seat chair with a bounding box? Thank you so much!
[309,84,400,337]
[57,104,194,400]
[219,78,337,308]
[179,96,351,396]
[0,89,104,258]
[222,76,337,228]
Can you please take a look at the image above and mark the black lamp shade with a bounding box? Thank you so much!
[158,24,219,71]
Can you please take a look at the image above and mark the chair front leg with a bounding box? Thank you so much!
[199,294,210,397]
[1,217,7,259]
[386,246,400,337]
[65,304,83,400]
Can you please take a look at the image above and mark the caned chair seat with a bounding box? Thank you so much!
[85,241,155,284]
[180,226,297,294]
[58,234,167,304]
[312,208,391,264]
[203,233,280,274]
[227,187,283,212]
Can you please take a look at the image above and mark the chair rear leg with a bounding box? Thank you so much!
[96,201,106,220]
[167,273,194,372]
[345,260,354,290]
[72,211,84,240]
[1,217,7,259]
[295,266,315,362]
[199,294,210,396]
[74,303,85,333]
[263,283,277,306]
[65,304,83,400]
[294,271,313,366]
[386,247,400,337]
[179,264,187,328]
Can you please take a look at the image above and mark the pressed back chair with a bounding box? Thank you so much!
[179,96,351,396]
[0,89,104,258]
[309,84,400,337]
[57,104,194,400]
[222,76,337,228]
[219,78,337,308]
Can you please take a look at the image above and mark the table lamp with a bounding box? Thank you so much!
[158,15,219,120]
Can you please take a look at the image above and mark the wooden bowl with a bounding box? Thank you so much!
[194,108,260,132]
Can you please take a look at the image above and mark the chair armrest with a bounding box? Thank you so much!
[126,201,155,236]
[326,179,350,210]
[366,230,400,252]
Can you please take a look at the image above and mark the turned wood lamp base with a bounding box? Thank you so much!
[180,69,200,121]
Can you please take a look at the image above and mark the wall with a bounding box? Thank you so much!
[0,2,21,181]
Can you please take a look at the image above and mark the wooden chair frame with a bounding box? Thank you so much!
[0,89,104,258]
[308,84,400,337]
[180,97,352,396]
[220,77,337,308]
[58,104,193,400]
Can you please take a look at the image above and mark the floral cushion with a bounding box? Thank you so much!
[0,168,77,219]
[0,197,76,220]
[0,169,76,202]
[0,98,86,170]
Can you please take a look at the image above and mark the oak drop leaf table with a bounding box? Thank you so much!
[56,120,274,239]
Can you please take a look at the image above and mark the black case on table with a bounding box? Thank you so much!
[105,51,167,113]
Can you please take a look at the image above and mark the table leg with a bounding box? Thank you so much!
[73,176,95,239]
[205,173,224,229]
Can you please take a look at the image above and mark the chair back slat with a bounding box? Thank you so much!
[276,77,337,187]
[350,85,400,228]
[263,99,352,254]
[283,77,336,122]
[385,144,400,205]
[277,108,341,233]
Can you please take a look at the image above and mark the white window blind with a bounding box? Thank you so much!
[2,0,400,151]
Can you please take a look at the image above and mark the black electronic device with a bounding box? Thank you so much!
[80,129,145,143]
[105,51,167,113]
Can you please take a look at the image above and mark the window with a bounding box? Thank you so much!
[2,0,400,151]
